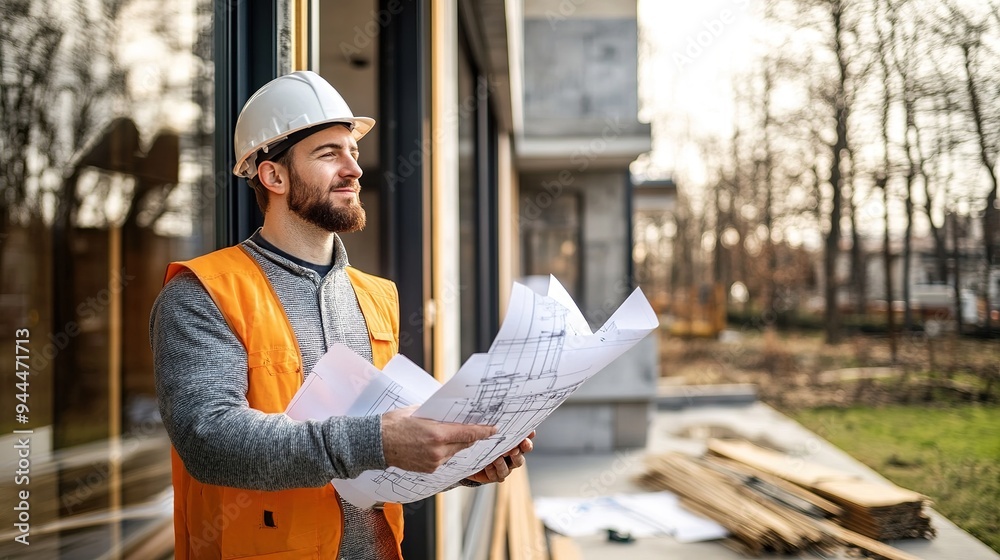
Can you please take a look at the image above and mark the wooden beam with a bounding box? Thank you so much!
[490,475,510,560]
[548,535,581,560]
[108,225,123,560]
[817,520,926,560]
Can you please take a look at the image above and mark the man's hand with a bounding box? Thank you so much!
[381,406,497,473]
[465,431,535,484]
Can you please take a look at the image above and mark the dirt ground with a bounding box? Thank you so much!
[659,328,1000,409]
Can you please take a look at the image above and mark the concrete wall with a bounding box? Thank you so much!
[579,172,631,324]
[522,18,643,137]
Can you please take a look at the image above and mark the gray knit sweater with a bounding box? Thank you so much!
[150,232,396,559]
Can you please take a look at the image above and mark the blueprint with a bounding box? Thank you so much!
[285,276,659,508]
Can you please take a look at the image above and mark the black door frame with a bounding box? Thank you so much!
[214,0,275,247]
[379,0,436,556]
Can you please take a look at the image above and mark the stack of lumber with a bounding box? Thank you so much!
[704,455,846,520]
[707,439,935,540]
[638,452,839,556]
[488,467,582,560]
[638,443,934,559]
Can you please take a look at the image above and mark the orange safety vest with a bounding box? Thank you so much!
[162,245,405,560]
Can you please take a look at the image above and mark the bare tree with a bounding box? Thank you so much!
[845,144,868,316]
[918,103,959,287]
[931,1,1000,332]
[874,0,898,360]
[958,42,999,333]
[0,5,63,229]
[781,0,865,342]
[823,0,853,343]
[950,212,964,333]
[684,0,999,340]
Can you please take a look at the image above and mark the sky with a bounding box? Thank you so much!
[635,0,759,184]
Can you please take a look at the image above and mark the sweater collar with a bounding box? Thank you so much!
[244,228,351,278]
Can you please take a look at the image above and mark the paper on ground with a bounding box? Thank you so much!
[534,492,728,543]
[611,492,730,543]
[286,276,659,508]
[532,496,665,538]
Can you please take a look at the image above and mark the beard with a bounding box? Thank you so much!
[286,163,367,233]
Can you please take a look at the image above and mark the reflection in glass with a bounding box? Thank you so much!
[458,38,478,363]
[522,193,581,300]
[0,0,215,557]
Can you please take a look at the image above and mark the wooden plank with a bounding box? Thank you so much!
[526,482,547,560]
[639,452,836,554]
[507,468,546,560]
[108,226,123,560]
[705,455,845,517]
[490,477,511,560]
[507,470,526,560]
[548,535,582,560]
[707,439,854,487]
[464,485,497,560]
[817,519,927,560]
[708,439,932,541]
[813,479,926,508]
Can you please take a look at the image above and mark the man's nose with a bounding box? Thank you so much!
[341,156,363,179]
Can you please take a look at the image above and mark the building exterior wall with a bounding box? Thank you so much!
[517,0,652,452]
[522,18,641,137]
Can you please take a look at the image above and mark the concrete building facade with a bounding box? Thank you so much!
[516,0,655,453]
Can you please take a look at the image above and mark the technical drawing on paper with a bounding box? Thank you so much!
[350,380,408,417]
[287,276,659,508]
[376,282,657,501]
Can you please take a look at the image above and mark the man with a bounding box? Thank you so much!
[150,71,532,560]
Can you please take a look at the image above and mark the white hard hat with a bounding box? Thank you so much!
[233,71,375,179]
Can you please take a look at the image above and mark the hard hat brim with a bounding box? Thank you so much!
[233,116,375,178]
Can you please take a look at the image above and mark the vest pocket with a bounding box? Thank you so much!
[247,348,301,376]
[369,330,397,360]
[245,348,303,414]
[220,488,321,559]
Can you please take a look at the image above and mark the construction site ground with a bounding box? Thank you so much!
[658,330,999,408]
[529,326,1000,560]
[528,401,999,559]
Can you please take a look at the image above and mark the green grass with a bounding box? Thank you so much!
[790,405,1000,552]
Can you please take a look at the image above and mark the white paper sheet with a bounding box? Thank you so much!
[534,492,728,543]
[533,496,665,538]
[284,344,387,418]
[544,275,592,336]
[285,277,659,508]
[610,492,729,543]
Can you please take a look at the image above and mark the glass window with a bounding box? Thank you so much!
[0,0,215,556]
[457,30,500,363]
[522,192,582,299]
[458,36,478,363]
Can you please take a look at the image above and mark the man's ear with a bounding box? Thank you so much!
[257,161,288,195]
